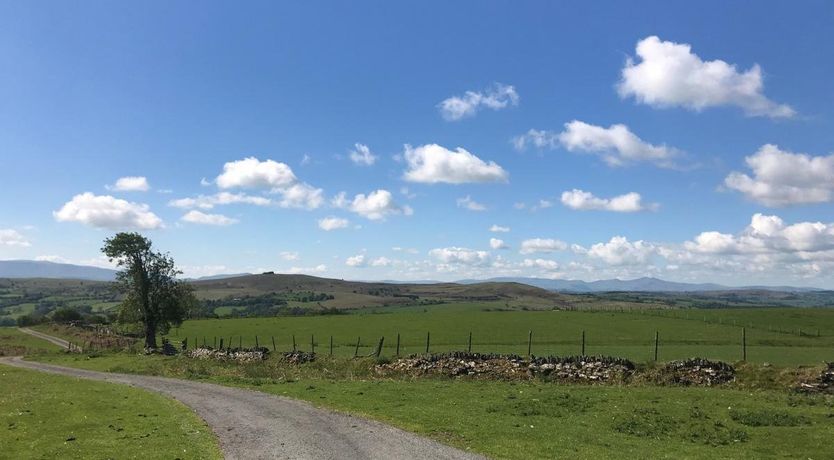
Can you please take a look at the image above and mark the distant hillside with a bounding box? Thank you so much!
[191,273,569,309]
[0,260,116,281]
[457,276,822,293]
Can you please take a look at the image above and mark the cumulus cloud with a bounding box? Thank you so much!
[54,192,163,230]
[109,176,150,192]
[169,192,271,210]
[403,144,509,184]
[345,254,366,267]
[214,157,323,209]
[0,229,30,247]
[585,236,656,265]
[371,256,392,267]
[521,258,560,271]
[280,251,300,261]
[287,264,327,274]
[429,247,491,266]
[560,189,657,212]
[519,238,568,254]
[618,36,794,118]
[318,216,350,231]
[490,225,510,233]
[724,144,834,206]
[684,213,834,255]
[333,189,412,221]
[489,238,508,250]
[349,143,378,166]
[180,210,238,226]
[457,196,487,211]
[438,83,519,121]
[548,120,679,167]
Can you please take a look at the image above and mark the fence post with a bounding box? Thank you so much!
[527,330,532,357]
[272,336,276,351]
[425,332,430,354]
[742,327,747,361]
[311,334,315,353]
[239,336,242,348]
[581,330,586,356]
[183,337,188,350]
[467,331,472,353]
[375,337,385,358]
[654,331,659,362]
[396,333,400,356]
[255,335,259,348]
[292,335,297,352]
[219,338,224,349]
[203,336,206,347]
[330,335,333,356]
[354,336,361,357]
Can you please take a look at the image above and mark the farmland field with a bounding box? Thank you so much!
[166,305,834,365]
[0,364,221,459]
[0,327,62,356]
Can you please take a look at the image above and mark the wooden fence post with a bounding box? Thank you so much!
[396,333,400,356]
[527,330,532,357]
[255,335,259,348]
[468,332,472,353]
[581,330,585,356]
[742,327,747,361]
[311,334,315,353]
[354,336,361,357]
[425,331,430,354]
[213,337,217,348]
[239,336,242,348]
[375,337,385,358]
[272,336,276,351]
[654,331,659,362]
[330,336,333,356]
[292,335,297,352]
[219,338,223,349]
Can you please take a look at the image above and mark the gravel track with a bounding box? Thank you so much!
[1,354,483,459]
[18,327,74,349]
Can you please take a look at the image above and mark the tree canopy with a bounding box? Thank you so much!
[102,232,195,349]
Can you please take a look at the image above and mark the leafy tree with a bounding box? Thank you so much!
[102,233,195,349]
[52,307,82,324]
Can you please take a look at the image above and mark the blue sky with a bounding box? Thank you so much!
[1,1,833,286]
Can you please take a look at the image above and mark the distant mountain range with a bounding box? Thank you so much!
[0,260,117,281]
[0,260,825,292]
[456,276,824,293]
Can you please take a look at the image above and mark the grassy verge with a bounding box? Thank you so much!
[31,352,834,459]
[0,364,221,459]
[0,327,61,356]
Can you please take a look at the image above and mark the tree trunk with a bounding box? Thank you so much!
[145,320,157,349]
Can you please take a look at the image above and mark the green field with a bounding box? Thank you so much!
[0,364,221,459]
[166,305,834,365]
[0,328,61,356]
[32,352,834,460]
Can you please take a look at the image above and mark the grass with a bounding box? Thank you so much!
[31,352,834,459]
[165,306,834,365]
[0,364,221,459]
[0,327,61,356]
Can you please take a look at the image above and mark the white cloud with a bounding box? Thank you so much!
[520,238,568,254]
[618,36,794,118]
[181,210,238,226]
[349,143,377,166]
[560,189,657,212]
[724,144,834,206]
[489,238,508,250]
[53,192,163,230]
[287,264,327,274]
[403,144,509,184]
[318,216,350,231]
[489,225,510,233]
[684,213,834,255]
[392,247,419,254]
[169,192,271,210]
[521,258,559,271]
[371,256,392,267]
[586,236,656,265]
[345,254,366,267]
[438,83,519,121]
[34,255,68,263]
[109,176,150,192]
[214,157,323,210]
[333,189,412,221]
[0,229,30,247]
[457,196,487,211]
[280,251,300,261]
[429,247,491,266]
[553,120,679,167]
